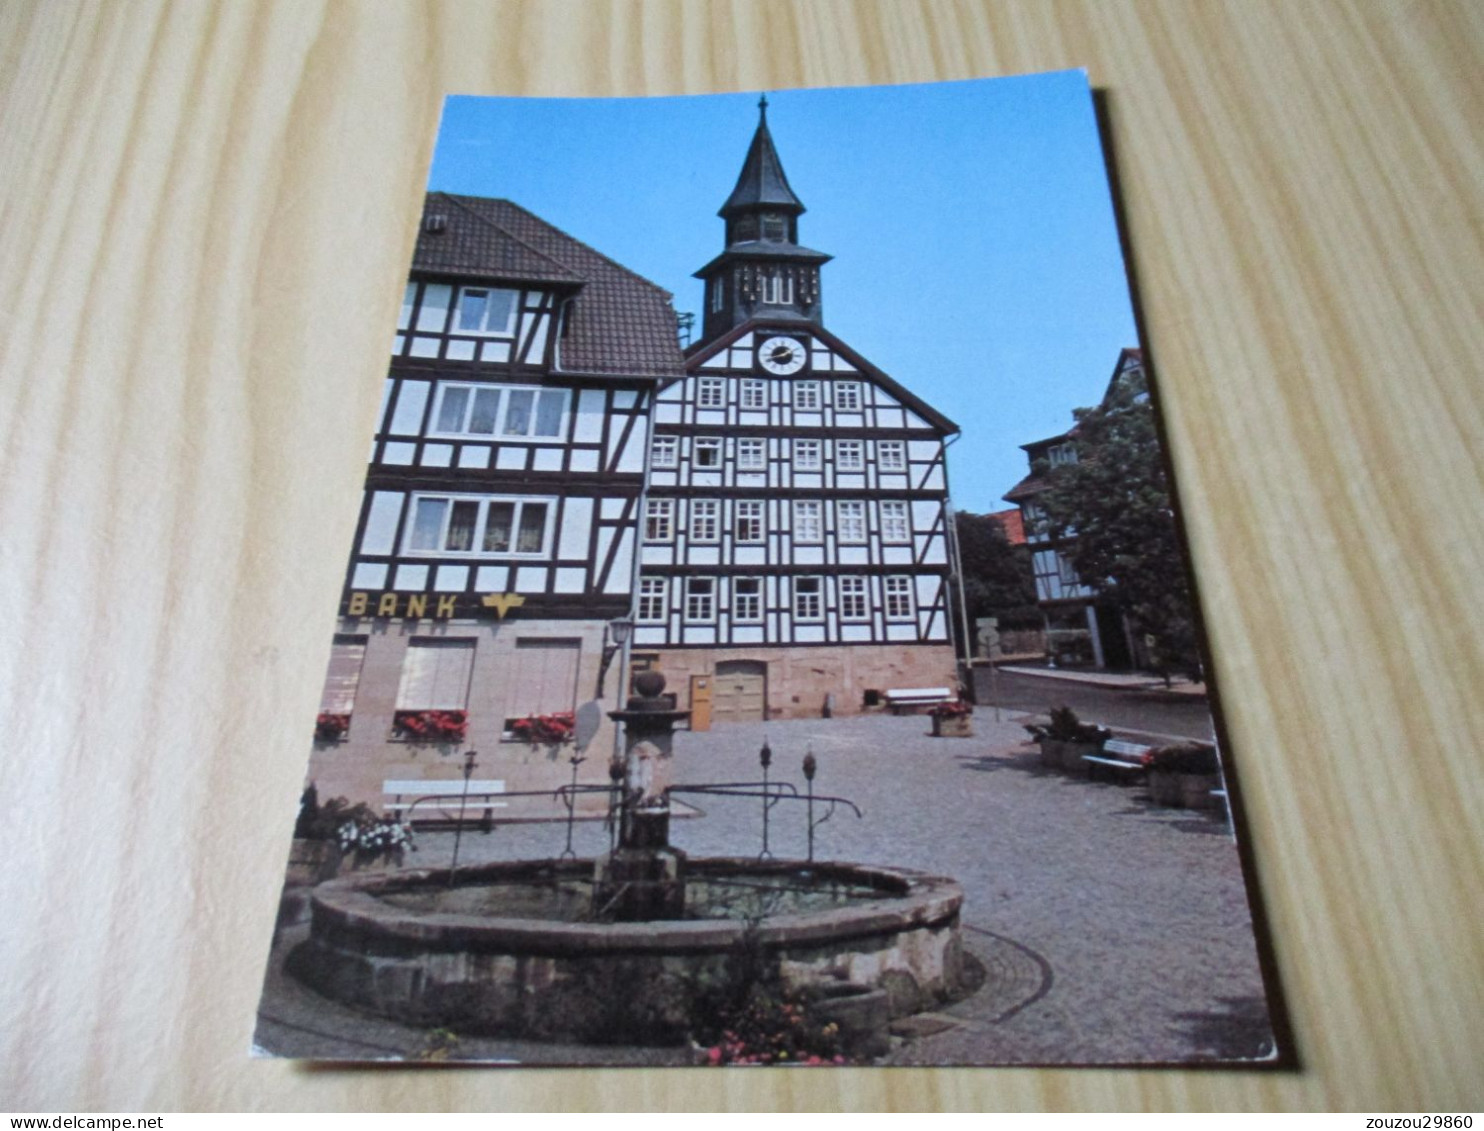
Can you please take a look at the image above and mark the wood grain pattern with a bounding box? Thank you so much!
[2,0,1481,1112]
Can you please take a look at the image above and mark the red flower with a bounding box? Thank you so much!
[394,709,468,742]
[315,713,350,740]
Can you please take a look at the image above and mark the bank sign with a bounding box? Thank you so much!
[341,591,528,619]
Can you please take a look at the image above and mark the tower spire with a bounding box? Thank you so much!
[719,95,804,219]
[693,100,831,345]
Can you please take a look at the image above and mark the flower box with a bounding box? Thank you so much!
[506,711,577,745]
[929,700,973,738]
[314,712,350,742]
[931,714,974,738]
[393,709,468,743]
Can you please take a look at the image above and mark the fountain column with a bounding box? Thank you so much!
[595,671,691,920]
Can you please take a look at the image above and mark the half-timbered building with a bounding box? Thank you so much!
[307,193,683,808]
[1003,347,1145,669]
[633,102,962,722]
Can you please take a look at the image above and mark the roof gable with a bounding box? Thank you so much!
[415,193,684,380]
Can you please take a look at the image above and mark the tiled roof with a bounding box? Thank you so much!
[988,508,1026,545]
[414,193,684,379]
[1002,473,1049,503]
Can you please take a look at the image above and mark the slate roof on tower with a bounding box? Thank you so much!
[719,97,806,217]
[414,192,685,380]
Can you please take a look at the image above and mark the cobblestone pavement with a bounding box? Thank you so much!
[259,708,1276,1066]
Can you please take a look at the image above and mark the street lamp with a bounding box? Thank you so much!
[596,615,634,697]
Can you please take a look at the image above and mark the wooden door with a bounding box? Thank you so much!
[711,660,767,724]
[689,675,714,731]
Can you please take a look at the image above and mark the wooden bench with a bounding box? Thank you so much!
[1082,738,1151,781]
[883,687,953,715]
[383,779,507,824]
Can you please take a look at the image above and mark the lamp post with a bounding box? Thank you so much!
[596,615,634,697]
[448,748,478,885]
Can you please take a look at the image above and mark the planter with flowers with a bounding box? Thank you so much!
[507,711,577,747]
[1143,741,1221,808]
[1024,706,1112,772]
[929,700,974,738]
[315,712,350,742]
[392,709,468,744]
[335,813,417,869]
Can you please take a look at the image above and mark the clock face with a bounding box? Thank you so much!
[757,335,807,376]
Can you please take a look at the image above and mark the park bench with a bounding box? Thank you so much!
[1082,738,1151,781]
[383,778,507,825]
[883,687,954,715]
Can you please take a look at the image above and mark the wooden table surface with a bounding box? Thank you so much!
[2,0,1480,1113]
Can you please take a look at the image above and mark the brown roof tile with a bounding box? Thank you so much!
[414,193,684,379]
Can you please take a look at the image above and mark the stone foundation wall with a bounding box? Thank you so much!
[650,643,958,721]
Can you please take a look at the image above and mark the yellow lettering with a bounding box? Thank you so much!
[377,592,399,617]
[437,594,458,618]
[405,593,427,619]
[348,592,368,616]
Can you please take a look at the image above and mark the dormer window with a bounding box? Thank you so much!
[1048,442,1078,467]
[454,287,518,335]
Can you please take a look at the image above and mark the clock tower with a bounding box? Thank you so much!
[694,95,832,344]
[634,98,964,725]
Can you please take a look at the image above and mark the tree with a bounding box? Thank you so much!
[1035,367,1201,681]
[953,510,1039,637]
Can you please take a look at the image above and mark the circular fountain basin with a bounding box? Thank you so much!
[288,857,964,1044]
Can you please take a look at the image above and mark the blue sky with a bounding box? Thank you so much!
[427,73,1139,512]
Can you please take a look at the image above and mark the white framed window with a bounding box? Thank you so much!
[733,577,763,622]
[762,271,794,305]
[793,576,823,620]
[685,577,716,622]
[690,499,721,542]
[734,500,765,543]
[794,381,821,410]
[740,379,767,409]
[397,639,475,709]
[652,434,679,468]
[697,377,726,408]
[793,439,822,471]
[880,501,911,543]
[737,438,767,470]
[878,440,907,471]
[320,636,368,714]
[839,577,869,621]
[1058,553,1079,586]
[836,440,865,471]
[793,500,823,542]
[454,287,518,335]
[884,576,914,620]
[837,501,867,543]
[398,283,416,331]
[431,383,565,439]
[694,438,723,468]
[405,495,552,557]
[835,382,862,411]
[1048,442,1078,467]
[645,498,675,543]
[638,577,667,622]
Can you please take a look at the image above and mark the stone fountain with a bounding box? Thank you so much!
[287,673,967,1047]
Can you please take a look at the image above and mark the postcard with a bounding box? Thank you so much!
[252,72,1279,1067]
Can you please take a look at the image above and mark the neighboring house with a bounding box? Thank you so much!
[987,508,1026,546]
[307,192,683,808]
[632,100,962,721]
[1003,347,1145,669]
